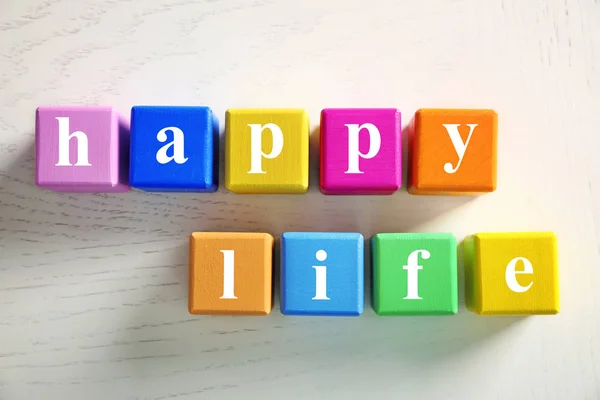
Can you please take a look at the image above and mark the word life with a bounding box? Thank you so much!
[35,106,498,195]
[188,231,560,317]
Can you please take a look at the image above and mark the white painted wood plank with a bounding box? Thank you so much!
[0,0,599,398]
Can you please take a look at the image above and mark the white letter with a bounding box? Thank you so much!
[345,123,381,174]
[505,257,533,293]
[220,250,237,299]
[442,123,478,174]
[403,249,430,300]
[54,117,91,167]
[312,250,330,300]
[156,127,188,164]
[248,123,284,174]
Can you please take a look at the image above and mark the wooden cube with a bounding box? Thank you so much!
[35,106,130,192]
[408,108,497,195]
[225,109,309,194]
[280,232,364,316]
[129,106,218,192]
[464,232,560,315]
[320,108,402,195]
[189,232,274,316]
[372,233,458,316]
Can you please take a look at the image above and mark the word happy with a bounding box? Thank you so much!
[35,106,496,195]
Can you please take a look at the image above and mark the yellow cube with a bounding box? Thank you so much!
[464,232,559,315]
[225,108,309,194]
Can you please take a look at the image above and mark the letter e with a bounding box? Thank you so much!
[505,256,533,293]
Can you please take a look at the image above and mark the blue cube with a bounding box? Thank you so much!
[280,232,364,316]
[129,106,218,192]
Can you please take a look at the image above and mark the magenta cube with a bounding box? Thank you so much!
[35,106,130,192]
[320,108,402,195]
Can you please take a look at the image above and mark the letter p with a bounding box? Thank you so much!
[248,123,284,174]
[345,123,381,174]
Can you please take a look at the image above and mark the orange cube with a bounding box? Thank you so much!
[408,108,498,195]
[189,232,274,316]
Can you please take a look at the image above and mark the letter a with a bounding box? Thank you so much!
[403,249,430,300]
[345,123,381,174]
[220,250,237,299]
[442,123,478,174]
[248,123,284,174]
[55,117,92,167]
[505,257,534,293]
[156,127,188,164]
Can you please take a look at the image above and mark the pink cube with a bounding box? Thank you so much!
[35,106,130,192]
[320,108,402,194]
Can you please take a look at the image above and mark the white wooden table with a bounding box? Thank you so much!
[1,1,599,399]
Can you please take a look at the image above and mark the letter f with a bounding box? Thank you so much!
[403,249,430,300]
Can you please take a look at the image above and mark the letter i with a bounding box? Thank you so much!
[312,250,330,300]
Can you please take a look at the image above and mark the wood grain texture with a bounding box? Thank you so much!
[408,108,497,195]
[372,233,458,316]
[225,108,309,194]
[129,106,219,193]
[35,106,130,192]
[280,232,364,316]
[189,232,273,315]
[320,108,402,195]
[464,232,559,315]
[0,0,599,399]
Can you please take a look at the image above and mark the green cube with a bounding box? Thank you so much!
[372,233,458,315]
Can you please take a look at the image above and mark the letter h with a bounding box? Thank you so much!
[55,117,91,167]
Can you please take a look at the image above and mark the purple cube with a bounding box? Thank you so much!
[320,108,402,195]
[35,106,130,192]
